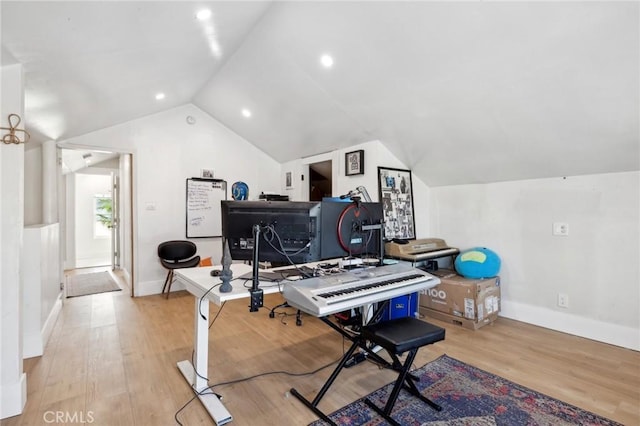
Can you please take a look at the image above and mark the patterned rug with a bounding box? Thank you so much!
[66,271,121,298]
[309,355,621,426]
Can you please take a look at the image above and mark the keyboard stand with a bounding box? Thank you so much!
[289,302,398,425]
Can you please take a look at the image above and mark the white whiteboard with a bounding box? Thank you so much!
[186,178,227,238]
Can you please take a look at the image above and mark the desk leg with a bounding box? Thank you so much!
[177,297,233,425]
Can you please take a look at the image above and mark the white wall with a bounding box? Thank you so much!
[0,64,27,418]
[62,173,76,270]
[22,224,62,359]
[23,148,42,226]
[282,140,432,237]
[58,104,282,295]
[429,172,640,350]
[119,154,133,285]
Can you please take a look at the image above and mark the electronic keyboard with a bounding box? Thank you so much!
[384,238,459,262]
[282,263,439,317]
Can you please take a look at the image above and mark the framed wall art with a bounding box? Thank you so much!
[345,150,365,176]
[377,167,415,240]
[200,168,214,179]
[285,171,293,189]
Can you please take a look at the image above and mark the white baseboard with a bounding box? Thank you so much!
[500,300,639,351]
[0,373,27,419]
[22,334,42,359]
[23,293,63,359]
[41,294,63,348]
[122,268,131,284]
[135,279,185,297]
[22,333,44,359]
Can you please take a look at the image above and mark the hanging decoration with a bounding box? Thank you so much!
[1,114,30,144]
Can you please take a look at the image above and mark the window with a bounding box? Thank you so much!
[94,194,112,238]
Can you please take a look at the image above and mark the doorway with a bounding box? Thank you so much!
[73,172,113,268]
[59,148,134,293]
[309,160,332,201]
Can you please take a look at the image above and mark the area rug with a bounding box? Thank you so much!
[66,271,121,298]
[309,354,621,426]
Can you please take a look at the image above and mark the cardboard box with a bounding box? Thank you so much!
[419,269,500,322]
[419,306,498,330]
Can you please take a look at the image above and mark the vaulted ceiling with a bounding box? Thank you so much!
[2,1,638,186]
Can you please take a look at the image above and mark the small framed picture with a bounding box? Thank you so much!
[200,168,214,179]
[345,150,365,176]
[285,171,293,189]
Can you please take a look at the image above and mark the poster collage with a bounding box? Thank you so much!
[378,167,415,240]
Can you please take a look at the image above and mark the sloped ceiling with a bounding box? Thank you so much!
[2,1,638,186]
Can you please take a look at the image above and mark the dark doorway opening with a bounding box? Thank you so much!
[309,160,332,201]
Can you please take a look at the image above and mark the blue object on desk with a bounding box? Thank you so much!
[231,181,249,200]
[381,292,418,321]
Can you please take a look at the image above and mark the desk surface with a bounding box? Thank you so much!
[175,260,421,306]
[175,264,285,305]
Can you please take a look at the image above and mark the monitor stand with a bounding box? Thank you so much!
[249,224,263,311]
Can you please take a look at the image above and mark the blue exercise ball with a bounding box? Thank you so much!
[455,247,501,279]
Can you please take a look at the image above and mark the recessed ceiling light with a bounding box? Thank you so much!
[320,54,334,68]
[155,93,165,100]
[196,9,212,20]
[241,109,252,118]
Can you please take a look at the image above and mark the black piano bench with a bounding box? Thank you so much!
[361,317,445,426]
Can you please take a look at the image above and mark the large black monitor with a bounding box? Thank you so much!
[221,200,322,264]
[319,200,385,260]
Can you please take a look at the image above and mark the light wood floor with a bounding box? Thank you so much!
[2,271,638,426]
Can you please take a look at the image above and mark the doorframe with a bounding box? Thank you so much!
[301,151,340,201]
[111,172,120,269]
[57,143,137,296]
[71,171,115,269]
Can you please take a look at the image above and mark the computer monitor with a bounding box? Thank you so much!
[320,200,385,260]
[221,200,322,264]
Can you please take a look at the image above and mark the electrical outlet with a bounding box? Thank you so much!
[558,293,569,308]
[552,222,569,236]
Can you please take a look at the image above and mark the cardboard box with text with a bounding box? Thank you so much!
[419,269,500,322]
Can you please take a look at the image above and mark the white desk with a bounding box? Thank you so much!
[174,261,437,425]
[174,264,282,425]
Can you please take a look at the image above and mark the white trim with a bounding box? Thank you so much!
[41,294,63,349]
[135,279,185,297]
[23,294,62,359]
[22,333,42,359]
[122,268,131,294]
[0,373,27,419]
[500,300,640,351]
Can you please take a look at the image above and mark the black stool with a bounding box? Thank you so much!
[290,316,445,426]
[361,317,445,426]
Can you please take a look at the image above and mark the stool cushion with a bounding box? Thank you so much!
[362,317,445,354]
